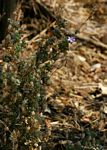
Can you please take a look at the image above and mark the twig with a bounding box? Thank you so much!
[28,21,56,44]
[62,28,107,50]
[34,0,56,20]
[76,33,107,50]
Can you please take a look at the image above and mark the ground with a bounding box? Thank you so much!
[21,0,107,149]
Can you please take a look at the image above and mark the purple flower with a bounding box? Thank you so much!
[67,36,76,43]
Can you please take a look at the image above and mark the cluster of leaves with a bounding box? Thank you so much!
[64,128,104,150]
[0,31,42,150]
[0,17,72,150]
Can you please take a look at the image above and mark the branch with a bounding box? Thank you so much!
[76,34,107,50]
[62,28,107,50]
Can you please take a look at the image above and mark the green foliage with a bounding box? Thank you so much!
[0,18,70,150]
[58,37,68,52]
[65,128,104,150]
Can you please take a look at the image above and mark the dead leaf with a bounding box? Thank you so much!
[98,83,107,95]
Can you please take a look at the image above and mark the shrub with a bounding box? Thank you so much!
[0,17,72,150]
